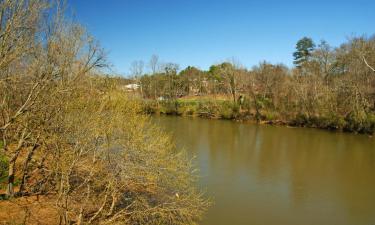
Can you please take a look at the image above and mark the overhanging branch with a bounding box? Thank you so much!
[363,55,375,72]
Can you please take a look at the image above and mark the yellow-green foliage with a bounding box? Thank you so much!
[0,0,209,223]
[60,83,210,224]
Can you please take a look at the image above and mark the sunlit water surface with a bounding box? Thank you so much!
[153,116,375,225]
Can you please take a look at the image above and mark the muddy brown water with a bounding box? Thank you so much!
[153,116,375,225]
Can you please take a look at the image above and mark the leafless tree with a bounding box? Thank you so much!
[130,60,145,77]
[0,1,209,224]
[149,54,159,74]
[130,60,145,96]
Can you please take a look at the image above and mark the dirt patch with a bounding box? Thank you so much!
[0,195,58,225]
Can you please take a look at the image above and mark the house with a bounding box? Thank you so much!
[123,83,140,91]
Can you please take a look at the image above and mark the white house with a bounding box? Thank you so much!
[123,83,140,91]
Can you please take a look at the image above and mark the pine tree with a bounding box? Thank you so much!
[293,37,315,68]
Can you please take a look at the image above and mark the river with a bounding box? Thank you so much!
[153,116,375,225]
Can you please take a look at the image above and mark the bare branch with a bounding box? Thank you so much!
[363,55,375,72]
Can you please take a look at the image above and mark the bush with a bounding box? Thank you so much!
[292,113,309,126]
[0,148,8,184]
[0,140,7,177]
[344,113,375,134]
[197,100,220,118]
[218,101,239,119]
[317,114,346,130]
[158,100,178,115]
[177,102,198,116]
[141,100,159,114]
[263,111,278,121]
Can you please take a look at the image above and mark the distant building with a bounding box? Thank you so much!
[123,83,140,91]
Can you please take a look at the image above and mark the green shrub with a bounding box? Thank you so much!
[177,102,198,116]
[292,113,309,126]
[317,114,346,130]
[343,112,375,134]
[218,101,239,119]
[197,100,220,118]
[263,111,278,121]
[141,100,159,114]
[0,149,8,182]
[219,107,233,119]
[160,100,179,115]
[255,96,272,110]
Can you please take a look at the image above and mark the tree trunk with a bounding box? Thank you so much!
[6,163,15,197]
[5,130,27,197]
[19,144,39,194]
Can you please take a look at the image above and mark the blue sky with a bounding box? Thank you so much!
[69,0,374,75]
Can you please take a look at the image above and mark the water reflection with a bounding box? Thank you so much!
[153,116,375,225]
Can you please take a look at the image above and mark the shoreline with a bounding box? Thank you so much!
[152,112,374,137]
[142,99,375,136]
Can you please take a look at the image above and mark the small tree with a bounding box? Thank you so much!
[209,62,238,103]
[148,54,159,74]
[312,40,335,77]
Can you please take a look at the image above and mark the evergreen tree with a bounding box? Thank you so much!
[293,37,315,67]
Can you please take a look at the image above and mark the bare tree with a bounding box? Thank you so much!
[209,59,242,103]
[130,60,145,96]
[149,54,159,74]
[148,55,159,98]
[0,2,209,224]
[130,60,144,77]
[313,40,335,77]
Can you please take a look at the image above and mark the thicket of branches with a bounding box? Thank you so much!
[0,1,208,224]
[137,37,375,134]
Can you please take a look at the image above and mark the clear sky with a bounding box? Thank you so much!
[69,0,374,75]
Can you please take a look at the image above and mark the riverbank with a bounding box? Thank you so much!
[141,98,375,135]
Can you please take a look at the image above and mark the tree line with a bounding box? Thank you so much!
[0,1,208,224]
[134,36,375,134]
